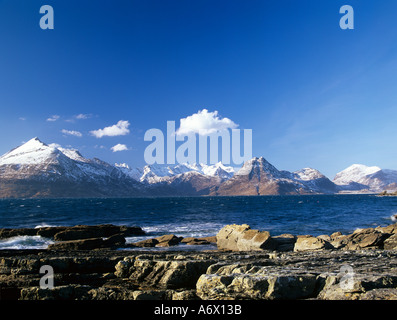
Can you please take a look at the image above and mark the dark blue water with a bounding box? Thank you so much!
[0,195,396,249]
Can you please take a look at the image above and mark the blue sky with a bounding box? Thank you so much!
[1,0,397,178]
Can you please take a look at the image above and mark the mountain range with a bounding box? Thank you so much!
[0,138,396,198]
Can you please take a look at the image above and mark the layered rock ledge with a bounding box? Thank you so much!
[1,248,396,300]
[0,223,396,300]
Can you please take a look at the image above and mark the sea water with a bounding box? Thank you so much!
[0,195,396,250]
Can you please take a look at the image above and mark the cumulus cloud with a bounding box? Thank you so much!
[176,109,238,136]
[47,115,60,122]
[90,120,130,138]
[111,143,129,152]
[61,129,83,137]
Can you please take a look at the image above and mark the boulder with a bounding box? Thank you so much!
[237,229,275,251]
[216,224,275,251]
[330,235,348,249]
[376,223,397,234]
[132,238,159,247]
[155,234,181,247]
[344,228,390,250]
[216,224,250,251]
[384,233,397,250]
[294,235,333,252]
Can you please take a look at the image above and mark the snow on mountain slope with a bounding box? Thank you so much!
[58,147,90,163]
[215,157,337,195]
[293,168,327,181]
[0,138,60,166]
[0,138,144,197]
[115,163,143,181]
[333,164,397,192]
[3,137,395,198]
[235,157,282,178]
[333,164,381,185]
[0,138,127,182]
[117,162,235,183]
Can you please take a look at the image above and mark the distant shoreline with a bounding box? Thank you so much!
[378,190,397,197]
[0,192,383,200]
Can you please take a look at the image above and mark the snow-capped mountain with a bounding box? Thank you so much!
[0,138,236,198]
[2,137,393,198]
[334,164,397,192]
[0,138,143,198]
[214,157,338,196]
[114,161,235,196]
[116,162,235,184]
[292,167,339,194]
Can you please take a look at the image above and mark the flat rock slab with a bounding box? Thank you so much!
[1,249,396,300]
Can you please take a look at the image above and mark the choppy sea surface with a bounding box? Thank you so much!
[0,195,396,250]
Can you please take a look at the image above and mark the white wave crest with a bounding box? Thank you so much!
[0,236,54,250]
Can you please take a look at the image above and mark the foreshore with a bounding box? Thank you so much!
[0,223,396,300]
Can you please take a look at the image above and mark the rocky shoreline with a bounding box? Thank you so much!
[0,223,396,300]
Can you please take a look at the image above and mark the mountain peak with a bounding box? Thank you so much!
[334,164,382,186]
[23,137,47,147]
[348,164,381,172]
[236,156,280,177]
[294,168,326,181]
[0,137,55,165]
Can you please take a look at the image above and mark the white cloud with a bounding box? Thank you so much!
[90,120,130,138]
[75,113,92,120]
[176,109,238,136]
[61,129,83,137]
[19,117,26,121]
[48,143,61,149]
[111,143,129,152]
[47,115,60,122]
